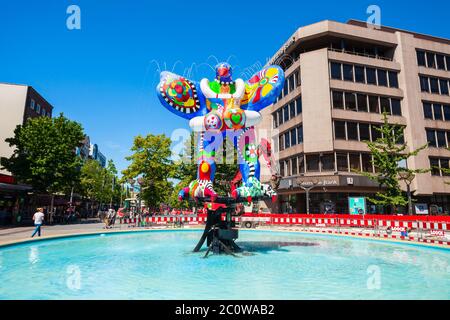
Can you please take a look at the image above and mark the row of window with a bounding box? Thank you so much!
[330,62,399,88]
[273,97,302,128]
[417,50,450,71]
[30,99,49,117]
[423,102,450,121]
[334,120,405,144]
[332,90,402,116]
[430,157,450,176]
[279,152,376,177]
[278,125,303,151]
[279,69,300,100]
[426,129,450,149]
[419,75,450,96]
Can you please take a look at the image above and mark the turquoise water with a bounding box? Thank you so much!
[0,230,449,300]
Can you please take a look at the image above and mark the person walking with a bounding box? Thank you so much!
[31,208,45,238]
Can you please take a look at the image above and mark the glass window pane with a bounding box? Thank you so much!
[447,56,450,71]
[371,125,382,141]
[426,52,436,68]
[334,121,346,139]
[321,154,335,171]
[297,126,303,144]
[380,97,391,114]
[290,102,296,119]
[417,50,426,66]
[283,105,289,122]
[423,102,433,119]
[420,76,429,92]
[279,135,284,151]
[290,128,297,146]
[336,153,348,171]
[391,99,402,116]
[433,104,443,120]
[349,153,361,171]
[292,157,298,175]
[306,154,320,172]
[436,54,446,70]
[430,77,439,94]
[289,75,295,92]
[396,127,405,145]
[298,155,305,173]
[362,154,372,172]
[388,71,399,88]
[347,122,358,140]
[439,79,449,95]
[427,129,437,147]
[355,66,365,83]
[284,132,290,148]
[296,97,302,114]
[437,131,447,148]
[280,160,285,176]
[430,158,440,176]
[345,92,357,111]
[369,95,379,113]
[359,123,370,141]
[366,67,376,84]
[332,91,344,109]
[343,64,354,81]
[444,105,450,121]
[377,69,388,86]
[273,113,278,128]
[441,159,450,176]
[357,94,368,112]
[278,109,283,125]
[330,62,342,80]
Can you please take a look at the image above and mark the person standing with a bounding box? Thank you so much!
[31,208,45,238]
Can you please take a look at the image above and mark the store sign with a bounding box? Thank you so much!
[414,203,429,215]
[296,176,339,187]
[348,197,366,215]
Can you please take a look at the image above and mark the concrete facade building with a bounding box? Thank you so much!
[257,20,450,214]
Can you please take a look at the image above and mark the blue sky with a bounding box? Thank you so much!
[1,0,449,173]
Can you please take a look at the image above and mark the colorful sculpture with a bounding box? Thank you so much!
[157,62,285,203]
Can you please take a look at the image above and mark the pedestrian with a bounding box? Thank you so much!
[31,208,45,238]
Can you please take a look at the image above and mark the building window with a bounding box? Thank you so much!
[284,132,290,149]
[361,154,372,172]
[306,154,320,172]
[440,79,449,95]
[336,153,348,171]
[283,105,289,122]
[355,66,365,83]
[380,97,390,114]
[368,95,379,113]
[444,105,450,121]
[371,125,382,141]
[292,157,298,175]
[391,99,402,116]
[366,67,377,85]
[447,56,450,72]
[377,69,388,87]
[277,109,283,125]
[279,135,284,151]
[349,153,361,171]
[289,101,296,119]
[433,104,443,120]
[436,54,446,70]
[36,104,41,113]
[30,99,35,110]
[388,71,399,88]
[298,155,305,174]
[423,102,433,119]
[330,62,342,80]
[332,91,344,109]
[343,64,354,81]
[357,94,368,112]
[430,77,439,94]
[426,52,436,69]
[437,130,447,148]
[273,113,278,128]
[345,92,357,111]
[426,129,437,147]
[334,121,346,139]
[42,109,46,116]
[417,50,426,67]
[347,122,358,140]
[359,123,370,141]
[321,154,335,171]
[296,97,302,114]
[430,158,441,176]
[420,76,429,92]
[297,126,303,144]
[290,128,297,146]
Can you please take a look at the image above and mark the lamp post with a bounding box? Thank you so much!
[398,171,415,215]
[296,178,320,214]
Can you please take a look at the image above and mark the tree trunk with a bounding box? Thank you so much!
[49,194,55,225]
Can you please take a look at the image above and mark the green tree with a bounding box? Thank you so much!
[1,113,85,218]
[359,113,428,212]
[122,134,174,209]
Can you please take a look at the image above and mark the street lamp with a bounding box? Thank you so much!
[398,171,415,215]
[296,178,320,214]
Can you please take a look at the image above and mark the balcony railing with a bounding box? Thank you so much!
[328,47,393,62]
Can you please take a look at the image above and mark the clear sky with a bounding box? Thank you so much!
[1,0,449,173]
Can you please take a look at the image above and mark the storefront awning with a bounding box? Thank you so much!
[0,183,32,192]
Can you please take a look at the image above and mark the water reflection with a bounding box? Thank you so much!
[28,246,39,264]
[238,241,319,254]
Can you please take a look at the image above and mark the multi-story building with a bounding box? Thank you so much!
[0,83,53,224]
[257,20,450,214]
[89,143,107,168]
